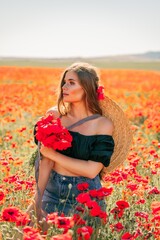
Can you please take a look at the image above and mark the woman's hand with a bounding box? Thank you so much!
[35,204,48,233]
[40,145,57,160]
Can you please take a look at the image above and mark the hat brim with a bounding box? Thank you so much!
[99,96,133,177]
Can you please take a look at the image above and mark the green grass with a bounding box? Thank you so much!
[0,58,160,71]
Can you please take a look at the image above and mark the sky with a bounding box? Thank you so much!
[0,0,160,58]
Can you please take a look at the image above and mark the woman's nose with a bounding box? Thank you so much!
[62,83,68,89]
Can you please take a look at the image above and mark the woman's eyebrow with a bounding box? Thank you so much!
[64,78,76,81]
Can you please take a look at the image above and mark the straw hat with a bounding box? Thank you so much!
[99,96,133,177]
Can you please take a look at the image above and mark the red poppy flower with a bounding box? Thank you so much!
[116,200,130,209]
[77,226,93,240]
[88,187,113,199]
[88,204,107,223]
[51,233,72,240]
[89,204,101,217]
[136,199,145,204]
[1,206,30,226]
[46,212,58,224]
[1,207,20,222]
[19,127,26,132]
[126,183,138,191]
[23,226,44,240]
[85,200,100,209]
[0,190,5,201]
[111,207,124,219]
[151,202,160,215]
[148,187,160,194]
[77,182,89,191]
[152,215,160,222]
[133,228,142,239]
[73,214,86,225]
[96,187,113,198]
[135,211,149,220]
[47,213,73,233]
[98,210,108,223]
[75,206,85,213]
[1,160,8,166]
[56,216,74,233]
[121,232,133,240]
[113,222,124,232]
[76,193,91,204]
[88,189,98,198]
[11,142,17,148]
[15,212,30,226]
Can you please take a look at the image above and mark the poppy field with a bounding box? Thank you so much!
[0,66,160,239]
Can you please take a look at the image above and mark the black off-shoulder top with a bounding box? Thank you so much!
[56,130,114,167]
[34,127,114,167]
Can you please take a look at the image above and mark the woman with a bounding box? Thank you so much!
[28,62,132,229]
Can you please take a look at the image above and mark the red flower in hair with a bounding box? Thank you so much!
[97,86,105,100]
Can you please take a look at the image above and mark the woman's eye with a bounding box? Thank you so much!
[70,81,75,85]
[62,80,75,86]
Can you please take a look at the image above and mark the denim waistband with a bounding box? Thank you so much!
[51,170,100,184]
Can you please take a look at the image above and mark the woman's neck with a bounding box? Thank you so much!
[68,102,92,120]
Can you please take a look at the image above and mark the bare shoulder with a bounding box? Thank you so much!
[96,116,114,136]
[46,106,60,119]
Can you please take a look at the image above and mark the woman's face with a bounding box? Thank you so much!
[62,71,85,103]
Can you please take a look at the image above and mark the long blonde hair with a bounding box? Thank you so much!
[57,62,103,115]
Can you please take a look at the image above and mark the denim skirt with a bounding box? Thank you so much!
[42,170,106,216]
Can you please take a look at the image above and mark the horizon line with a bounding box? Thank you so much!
[0,50,160,60]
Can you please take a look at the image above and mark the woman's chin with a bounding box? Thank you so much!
[63,99,71,103]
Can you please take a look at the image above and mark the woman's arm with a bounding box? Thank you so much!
[27,157,54,221]
[40,146,103,179]
[36,157,54,200]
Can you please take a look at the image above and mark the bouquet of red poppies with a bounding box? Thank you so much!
[35,114,72,151]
